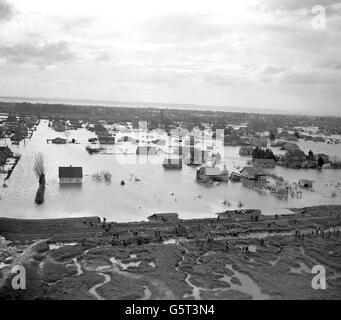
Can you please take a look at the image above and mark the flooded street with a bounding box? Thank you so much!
[1,120,341,222]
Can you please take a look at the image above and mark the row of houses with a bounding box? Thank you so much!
[0,146,14,167]
[52,121,65,132]
[195,164,269,183]
[136,145,158,155]
[224,134,268,147]
[239,147,276,168]
[147,209,262,223]
[217,209,261,222]
[0,115,38,143]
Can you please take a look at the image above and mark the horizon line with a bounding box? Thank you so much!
[0,95,340,118]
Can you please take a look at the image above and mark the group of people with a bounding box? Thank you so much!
[295,227,340,239]
[242,246,250,253]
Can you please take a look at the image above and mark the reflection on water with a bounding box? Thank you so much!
[1,120,341,222]
[59,184,83,190]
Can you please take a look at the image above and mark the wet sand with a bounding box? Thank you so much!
[0,205,340,300]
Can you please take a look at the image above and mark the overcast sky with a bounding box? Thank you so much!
[0,0,340,115]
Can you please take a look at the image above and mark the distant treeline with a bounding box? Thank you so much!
[1,101,341,134]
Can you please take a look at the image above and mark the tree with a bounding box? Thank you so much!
[308,150,314,160]
[318,156,325,168]
[33,153,46,204]
[252,147,276,160]
[34,153,45,180]
[224,126,234,136]
[269,131,276,140]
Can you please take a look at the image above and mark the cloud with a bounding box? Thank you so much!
[0,41,75,66]
[139,12,227,44]
[61,16,95,31]
[280,67,341,84]
[263,66,285,74]
[0,0,13,21]
[0,0,340,115]
[258,0,339,12]
[320,61,341,70]
[328,2,341,16]
[203,71,250,87]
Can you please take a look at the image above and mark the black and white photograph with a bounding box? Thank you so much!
[0,0,341,305]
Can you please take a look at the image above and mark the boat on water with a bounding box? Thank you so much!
[86,145,102,154]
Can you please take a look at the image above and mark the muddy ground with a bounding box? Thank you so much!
[0,205,340,300]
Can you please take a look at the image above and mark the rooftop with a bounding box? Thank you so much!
[204,167,223,176]
[59,166,83,178]
[240,167,268,176]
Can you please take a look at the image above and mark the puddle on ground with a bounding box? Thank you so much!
[0,262,10,270]
[184,274,202,300]
[88,273,111,300]
[221,264,270,300]
[290,262,311,275]
[141,286,152,300]
[203,251,216,257]
[269,256,280,266]
[111,257,141,270]
[217,226,341,241]
[73,257,83,276]
[49,242,78,250]
[163,239,176,245]
[162,238,188,245]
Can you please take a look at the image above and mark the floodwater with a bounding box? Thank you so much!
[1,120,341,222]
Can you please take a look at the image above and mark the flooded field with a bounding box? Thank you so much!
[1,120,341,222]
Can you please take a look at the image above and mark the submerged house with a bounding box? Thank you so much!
[59,166,83,184]
[217,209,261,222]
[148,213,179,223]
[313,136,326,142]
[136,146,157,155]
[250,137,268,147]
[98,135,115,144]
[230,171,244,182]
[224,134,243,146]
[299,179,313,189]
[314,153,329,163]
[53,122,65,132]
[252,158,276,168]
[162,156,182,169]
[52,137,67,144]
[239,146,254,156]
[240,167,268,181]
[280,142,299,151]
[196,166,229,182]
